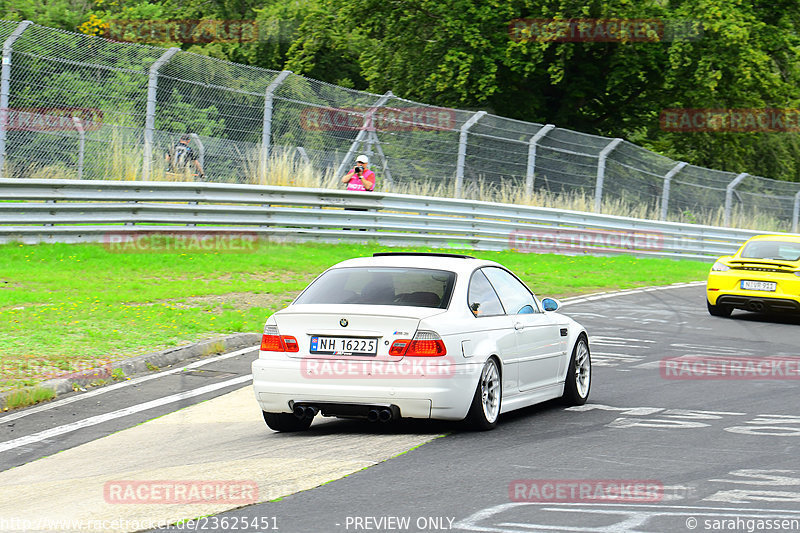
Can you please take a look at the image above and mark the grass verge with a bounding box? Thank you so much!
[0,241,710,394]
[3,386,56,410]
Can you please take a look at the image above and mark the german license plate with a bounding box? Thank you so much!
[310,336,378,356]
[741,280,777,292]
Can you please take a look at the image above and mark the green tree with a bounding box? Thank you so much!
[286,0,800,181]
[0,0,93,30]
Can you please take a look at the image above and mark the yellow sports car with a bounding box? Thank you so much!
[707,234,800,317]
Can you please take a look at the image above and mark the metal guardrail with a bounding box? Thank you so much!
[0,179,776,261]
[0,20,800,231]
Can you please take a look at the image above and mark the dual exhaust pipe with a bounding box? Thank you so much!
[292,403,394,423]
[366,408,393,423]
[293,405,318,420]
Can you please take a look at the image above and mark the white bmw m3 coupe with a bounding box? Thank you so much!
[252,252,591,431]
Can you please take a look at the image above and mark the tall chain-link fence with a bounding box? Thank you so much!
[1,20,800,232]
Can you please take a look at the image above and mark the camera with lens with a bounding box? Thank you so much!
[354,165,364,174]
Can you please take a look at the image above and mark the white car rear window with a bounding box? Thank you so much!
[294,267,456,308]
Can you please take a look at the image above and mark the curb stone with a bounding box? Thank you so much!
[1,332,260,408]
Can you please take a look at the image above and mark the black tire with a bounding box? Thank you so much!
[465,357,502,431]
[262,411,313,432]
[707,300,733,317]
[561,335,591,406]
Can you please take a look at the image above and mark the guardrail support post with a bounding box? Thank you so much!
[792,190,800,233]
[724,172,748,227]
[594,138,623,213]
[72,117,85,180]
[454,110,486,198]
[142,46,179,181]
[336,91,393,180]
[0,20,32,179]
[526,124,555,198]
[660,161,687,221]
[260,70,292,179]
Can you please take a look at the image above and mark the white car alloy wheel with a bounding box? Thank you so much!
[481,359,501,422]
[466,357,502,430]
[561,335,591,405]
[574,338,590,398]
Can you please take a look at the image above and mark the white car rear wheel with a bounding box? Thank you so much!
[465,357,501,431]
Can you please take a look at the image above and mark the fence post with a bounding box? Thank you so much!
[368,130,393,186]
[793,190,800,233]
[724,172,748,227]
[0,20,32,179]
[454,111,486,198]
[336,91,393,179]
[261,70,292,179]
[593,138,623,213]
[296,146,310,166]
[660,161,687,221]
[142,47,179,181]
[72,117,85,180]
[526,124,555,198]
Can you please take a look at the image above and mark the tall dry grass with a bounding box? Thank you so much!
[246,155,788,232]
[244,149,339,188]
[14,133,786,232]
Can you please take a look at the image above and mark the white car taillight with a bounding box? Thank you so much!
[260,324,298,352]
[389,330,446,357]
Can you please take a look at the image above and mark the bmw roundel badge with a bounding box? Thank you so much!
[339,318,348,327]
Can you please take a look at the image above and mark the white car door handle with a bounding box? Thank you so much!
[514,322,523,330]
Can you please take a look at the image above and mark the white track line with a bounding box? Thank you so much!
[560,281,705,307]
[0,374,252,454]
[0,346,257,424]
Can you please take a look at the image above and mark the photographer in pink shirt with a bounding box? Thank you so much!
[341,154,376,191]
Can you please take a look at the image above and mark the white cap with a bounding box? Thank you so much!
[356,155,369,164]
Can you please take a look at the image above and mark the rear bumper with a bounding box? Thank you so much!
[707,271,800,311]
[715,294,800,313]
[252,356,483,421]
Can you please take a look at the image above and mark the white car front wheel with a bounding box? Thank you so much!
[561,335,591,405]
